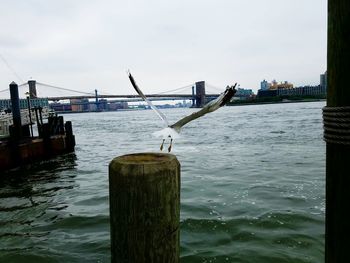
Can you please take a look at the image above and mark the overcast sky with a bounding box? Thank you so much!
[0,0,327,97]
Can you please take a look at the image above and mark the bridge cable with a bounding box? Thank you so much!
[97,90,114,96]
[155,83,195,95]
[0,83,27,94]
[36,82,95,95]
[205,83,225,93]
[0,53,25,83]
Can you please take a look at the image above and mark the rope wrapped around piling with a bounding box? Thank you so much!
[323,106,350,145]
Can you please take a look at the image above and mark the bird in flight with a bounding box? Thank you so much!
[128,72,237,152]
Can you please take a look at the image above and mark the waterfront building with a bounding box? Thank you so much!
[235,88,254,97]
[320,71,327,90]
[258,73,327,98]
[98,99,108,111]
[269,80,293,90]
[70,99,84,112]
[277,85,326,96]
[82,99,90,111]
[0,98,49,110]
[50,102,72,112]
[234,88,255,100]
[260,79,293,91]
[257,89,278,97]
[260,80,270,90]
[89,103,97,112]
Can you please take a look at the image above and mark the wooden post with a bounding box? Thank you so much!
[109,153,180,263]
[326,0,350,262]
[64,121,75,152]
[9,81,22,140]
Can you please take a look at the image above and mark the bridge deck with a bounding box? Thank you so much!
[47,94,220,101]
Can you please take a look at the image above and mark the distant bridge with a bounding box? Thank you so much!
[1,80,228,109]
[47,93,220,101]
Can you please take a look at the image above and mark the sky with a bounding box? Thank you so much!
[0,0,327,98]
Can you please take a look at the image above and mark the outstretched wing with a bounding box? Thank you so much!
[128,72,169,127]
[170,83,237,132]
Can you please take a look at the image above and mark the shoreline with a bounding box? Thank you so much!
[227,98,326,107]
[52,99,326,114]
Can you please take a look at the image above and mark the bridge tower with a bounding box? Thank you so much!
[95,89,99,111]
[28,80,37,98]
[195,81,205,108]
[9,82,22,140]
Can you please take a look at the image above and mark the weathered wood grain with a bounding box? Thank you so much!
[109,153,180,263]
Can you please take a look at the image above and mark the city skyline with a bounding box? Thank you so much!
[1,0,327,96]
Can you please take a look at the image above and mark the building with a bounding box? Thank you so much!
[258,79,293,97]
[108,102,129,111]
[257,73,327,98]
[259,79,293,91]
[277,85,326,96]
[235,88,254,97]
[0,98,49,110]
[269,80,293,90]
[98,99,108,111]
[81,99,90,111]
[233,88,255,100]
[260,80,270,90]
[50,102,72,112]
[257,89,278,97]
[70,99,84,112]
[320,71,327,90]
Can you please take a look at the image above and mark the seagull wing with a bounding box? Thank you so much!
[128,72,169,127]
[170,83,237,132]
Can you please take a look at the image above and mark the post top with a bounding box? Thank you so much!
[111,152,177,165]
[10,81,17,85]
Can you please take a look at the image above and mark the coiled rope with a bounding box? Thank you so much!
[323,106,350,145]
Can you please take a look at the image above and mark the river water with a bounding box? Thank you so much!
[0,101,325,262]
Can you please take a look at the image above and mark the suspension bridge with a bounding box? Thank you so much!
[1,80,228,109]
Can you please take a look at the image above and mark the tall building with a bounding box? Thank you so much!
[260,80,270,90]
[320,71,327,90]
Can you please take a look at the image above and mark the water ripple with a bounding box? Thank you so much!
[0,101,325,262]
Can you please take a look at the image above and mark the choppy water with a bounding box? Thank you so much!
[0,101,325,262]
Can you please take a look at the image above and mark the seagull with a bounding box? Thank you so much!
[128,72,237,152]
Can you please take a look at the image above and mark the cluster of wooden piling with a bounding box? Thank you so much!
[0,82,75,172]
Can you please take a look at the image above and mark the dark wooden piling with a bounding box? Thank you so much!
[64,121,75,151]
[109,153,180,263]
[9,81,22,140]
[326,0,350,262]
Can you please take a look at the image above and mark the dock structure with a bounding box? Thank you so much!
[325,0,350,262]
[0,82,75,172]
[109,153,180,263]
